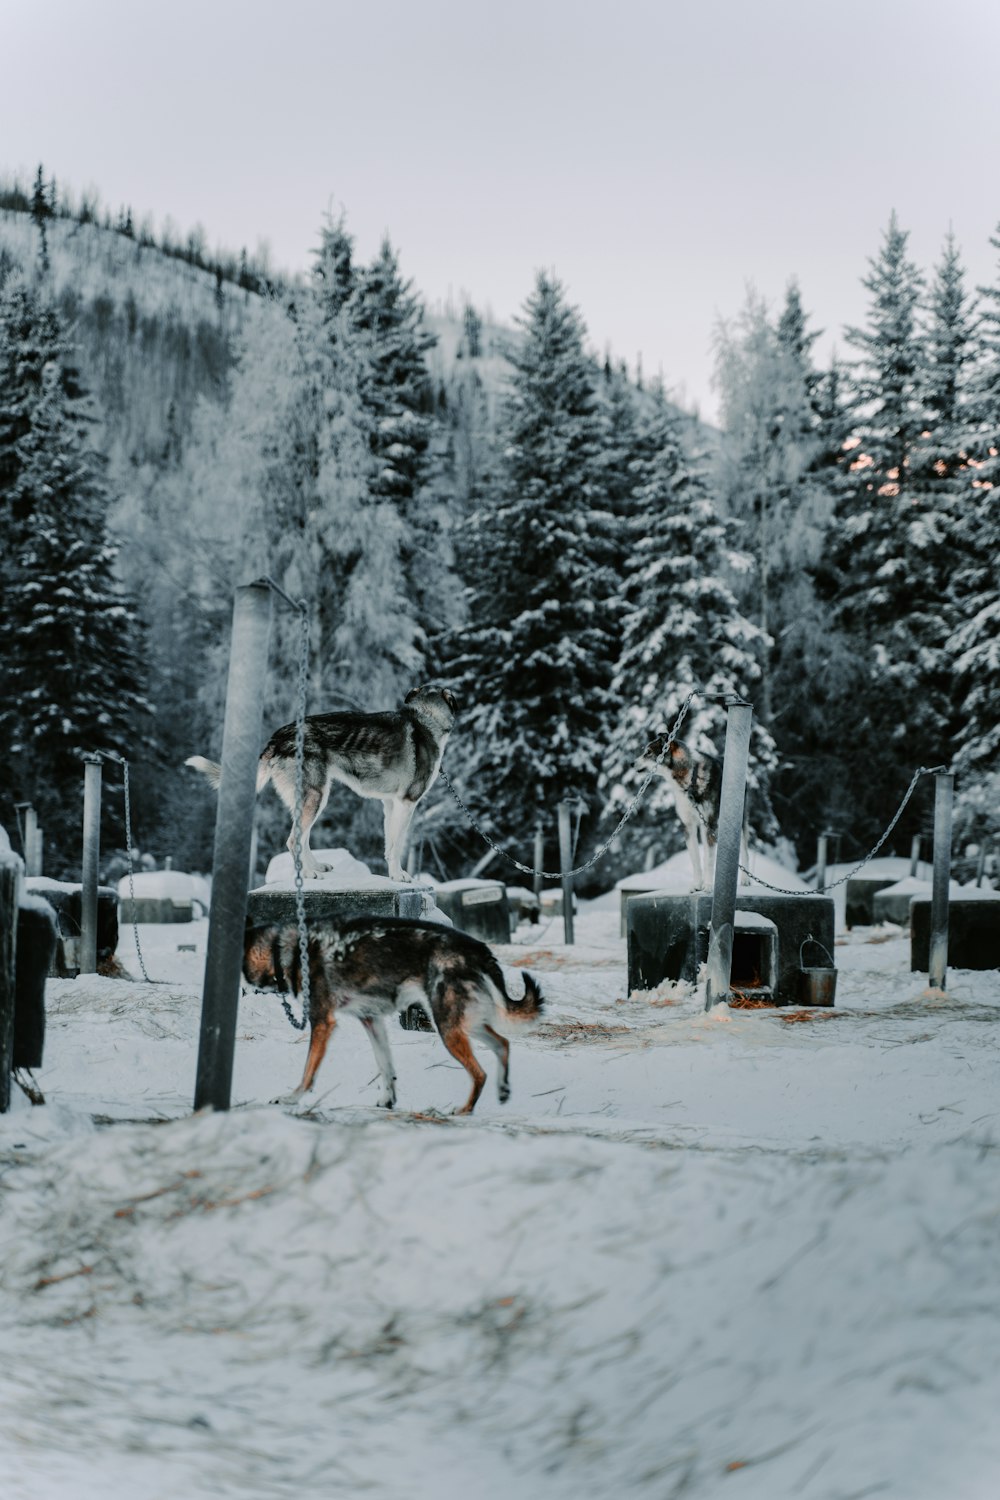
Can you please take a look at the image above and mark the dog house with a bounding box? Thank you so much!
[432,880,511,942]
[626,890,835,1006]
[727,911,779,1004]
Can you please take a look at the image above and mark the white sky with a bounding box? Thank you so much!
[4,0,1000,420]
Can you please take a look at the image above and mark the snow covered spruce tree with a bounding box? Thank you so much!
[444,273,618,862]
[0,278,146,860]
[949,222,1000,813]
[602,381,774,868]
[831,215,962,842]
[317,222,458,685]
[713,284,857,856]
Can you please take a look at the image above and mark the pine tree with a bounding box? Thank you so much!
[828,214,951,845]
[950,223,1000,788]
[313,223,456,683]
[603,384,774,865]
[351,236,436,512]
[445,273,618,853]
[0,280,147,861]
[713,284,832,724]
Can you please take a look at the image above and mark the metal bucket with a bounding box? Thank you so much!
[799,935,837,1007]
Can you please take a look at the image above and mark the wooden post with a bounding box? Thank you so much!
[80,756,103,974]
[910,834,921,879]
[815,833,828,894]
[928,771,953,992]
[557,801,575,946]
[194,583,273,1112]
[705,700,754,1010]
[0,850,21,1113]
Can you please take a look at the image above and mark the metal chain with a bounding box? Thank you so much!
[121,760,151,983]
[437,691,697,879]
[280,598,312,1031]
[732,764,948,897]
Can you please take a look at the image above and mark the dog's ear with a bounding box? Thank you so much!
[404,687,419,704]
[440,688,457,713]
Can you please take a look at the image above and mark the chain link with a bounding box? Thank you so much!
[438,691,698,879]
[281,598,312,1031]
[120,759,151,983]
[733,764,948,896]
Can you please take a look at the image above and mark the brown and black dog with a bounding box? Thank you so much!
[243,916,544,1114]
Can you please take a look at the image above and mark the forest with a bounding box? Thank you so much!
[0,167,997,888]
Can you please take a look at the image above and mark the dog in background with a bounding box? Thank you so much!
[187,686,456,882]
[243,915,544,1114]
[637,735,749,889]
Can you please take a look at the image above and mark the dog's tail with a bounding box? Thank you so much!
[186,755,273,794]
[495,967,544,1023]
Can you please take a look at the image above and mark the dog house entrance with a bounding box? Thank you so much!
[729,917,778,1006]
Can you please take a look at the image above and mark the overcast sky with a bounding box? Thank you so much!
[4,0,1000,419]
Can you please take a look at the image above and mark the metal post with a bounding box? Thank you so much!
[928,771,953,992]
[910,834,921,879]
[248,822,259,885]
[0,851,20,1113]
[705,700,754,1010]
[24,806,39,876]
[80,756,103,974]
[533,821,544,900]
[194,583,273,1111]
[33,828,43,878]
[816,833,828,894]
[557,801,575,946]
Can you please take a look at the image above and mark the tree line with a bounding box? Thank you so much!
[0,195,996,881]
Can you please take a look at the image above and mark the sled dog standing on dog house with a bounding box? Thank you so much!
[186,686,457,882]
[637,734,750,890]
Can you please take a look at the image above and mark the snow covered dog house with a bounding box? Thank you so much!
[626,889,836,1006]
[910,888,1000,972]
[246,848,437,931]
[431,879,510,942]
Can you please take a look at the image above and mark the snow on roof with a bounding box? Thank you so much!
[617,848,810,893]
[264,847,374,886]
[116,871,198,902]
[18,888,57,917]
[260,847,429,893]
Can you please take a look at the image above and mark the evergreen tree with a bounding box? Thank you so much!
[603,384,774,866]
[714,284,832,725]
[445,273,618,852]
[0,280,147,861]
[352,236,436,511]
[828,214,950,846]
[313,222,455,682]
[951,223,1000,788]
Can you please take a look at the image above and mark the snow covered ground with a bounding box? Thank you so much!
[2,895,1000,1500]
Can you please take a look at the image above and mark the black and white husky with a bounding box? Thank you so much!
[243,915,544,1114]
[187,686,456,882]
[637,735,748,889]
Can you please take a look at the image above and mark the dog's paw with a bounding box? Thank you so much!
[272,1090,305,1107]
[498,1083,511,1104]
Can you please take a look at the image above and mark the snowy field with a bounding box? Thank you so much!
[2,893,1000,1500]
